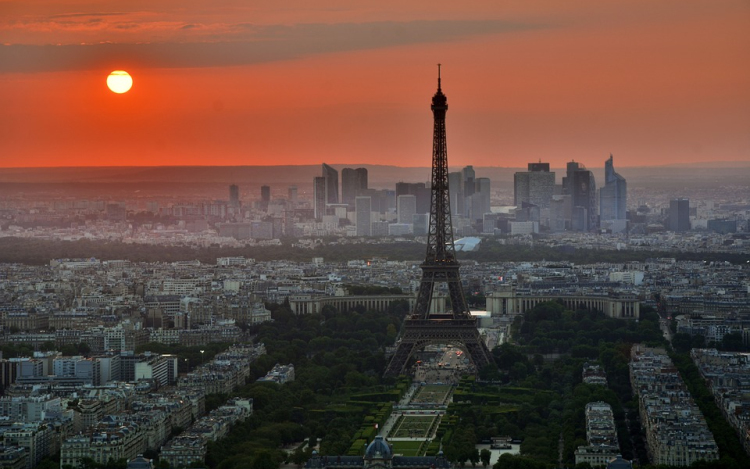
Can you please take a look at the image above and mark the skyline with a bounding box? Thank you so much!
[1,0,749,168]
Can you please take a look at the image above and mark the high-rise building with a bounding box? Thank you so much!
[360,188,395,214]
[669,198,690,232]
[355,196,371,236]
[397,195,417,225]
[562,161,580,195]
[260,185,270,211]
[462,165,475,198]
[448,172,464,216]
[514,162,555,209]
[313,177,326,219]
[341,167,368,208]
[549,195,572,232]
[475,177,491,220]
[600,154,627,221]
[288,186,298,204]
[396,182,431,214]
[322,163,339,205]
[563,161,596,230]
[413,214,429,236]
[528,162,550,172]
[371,220,389,237]
[229,184,240,208]
[462,165,476,217]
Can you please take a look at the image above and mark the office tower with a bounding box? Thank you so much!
[448,172,464,216]
[341,167,368,207]
[600,154,627,221]
[371,221,389,237]
[260,185,270,211]
[288,186,298,204]
[562,161,596,230]
[528,162,549,172]
[396,182,431,214]
[549,195,571,232]
[461,165,476,217]
[669,198,690,232]
[397,195,417,224]
[413,214,429,236]
[313,177,326,219]
[572,205,588,232]
[562,161,580,195]
[707,219,737,234]
[476,177,491,217]
[229,184,240,208]
[462,165,475,198]
[322,163,339,205]
[388,223,413,236]
[514,162,555,209]
[355,196,372,236]
[516,201,540,224]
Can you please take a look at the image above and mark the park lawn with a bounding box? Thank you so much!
[391,440,425,456]
[390,415,437,438]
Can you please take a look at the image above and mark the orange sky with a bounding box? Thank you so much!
[1,0,749,168]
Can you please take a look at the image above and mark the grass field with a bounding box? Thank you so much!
[389,415,437,438]
[390,440,425,456]
[412,384,452,404]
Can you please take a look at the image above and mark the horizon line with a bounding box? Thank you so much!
[3,161,750,170]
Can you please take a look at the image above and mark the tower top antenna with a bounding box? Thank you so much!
[437,63,442,90]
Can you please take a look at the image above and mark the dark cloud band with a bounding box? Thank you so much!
[0,20,541,73]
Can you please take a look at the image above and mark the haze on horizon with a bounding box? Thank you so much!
[1,0,748,169]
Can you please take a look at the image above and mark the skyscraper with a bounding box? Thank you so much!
[514,162,555,209]
[562,161,580,195]
[288,186,298,204]
[397,195,417,225]
[313,177,326,219]
[564,161,596,231]
[322,163,339,205]
[260,185,270,211]
[355,196,372,236]
[341,167,368,208]
[229,184,240,208]
[448,171,463,217]
[396,182,431,214]
[600,154,627,221]
[669,198,690,232]
[476,178,491,218]
[462,165,475,198]
[462,165,476,217]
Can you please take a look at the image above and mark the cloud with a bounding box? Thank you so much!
[0,19,542,73]
[48,12,127,19]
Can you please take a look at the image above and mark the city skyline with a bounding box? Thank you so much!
[1,1,748,169]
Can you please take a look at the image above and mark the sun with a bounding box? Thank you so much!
[107,70,133,94]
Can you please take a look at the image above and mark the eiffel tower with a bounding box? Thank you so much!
[384,66,494,377]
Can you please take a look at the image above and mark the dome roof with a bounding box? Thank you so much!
[127,456,153,469]
[365,436,392,459]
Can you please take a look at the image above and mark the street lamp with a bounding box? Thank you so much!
[200,349,205,366]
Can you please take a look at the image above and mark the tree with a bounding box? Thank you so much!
[480,449,491,468]
[40,341,56,352]
[250,450,279,469]
[291,446,309,467]
[492,454,547,469]
[469,448,480,467]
